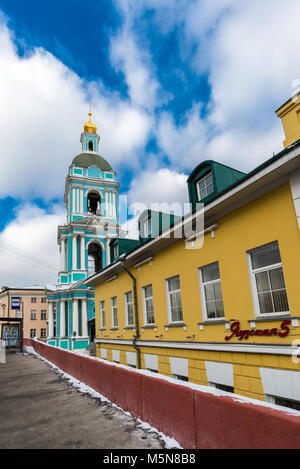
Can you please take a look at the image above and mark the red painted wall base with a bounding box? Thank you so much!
[23,339,300,449]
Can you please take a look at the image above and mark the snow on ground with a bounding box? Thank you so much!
[24,345,181,449]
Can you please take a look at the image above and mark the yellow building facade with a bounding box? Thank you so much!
[86,100,300,410]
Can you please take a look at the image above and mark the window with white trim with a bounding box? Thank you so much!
[30,329,36,338]
[144,218,152,237]
[111,297,118,327]
[30,310,37,320]
[41,310,47,320]
[248,242,289,317]
[266,395,300,411]
[31,298,37,303]
[199,262,224,321]
[142,285,155,325]
[113,244,119,260]
[125,292,134,326]
[166,276,183,323]
[40,328,47,338]
[196,172,214,200]
[100,301,105,328]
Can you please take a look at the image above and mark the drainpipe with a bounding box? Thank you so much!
[120,258,141,369]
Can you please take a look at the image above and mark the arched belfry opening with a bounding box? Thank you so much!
[88,242,102,274]
[87,191,101,215]
[88,140,94,151]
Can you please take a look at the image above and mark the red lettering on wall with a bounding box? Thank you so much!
[225,321,291,341]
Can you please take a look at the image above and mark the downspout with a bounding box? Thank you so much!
[120,259,141,369]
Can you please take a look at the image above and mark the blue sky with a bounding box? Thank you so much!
[0,0,299,285]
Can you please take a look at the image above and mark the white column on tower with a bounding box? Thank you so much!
[106,239,111,265]
[113,192,116,217]
[105,191,108,216]
[77,187,80,213]
[60,237,66,271]
[82,300,88,337]
[48,302,54,338]
[72,235,77,270]
[80,187,84,213]
[60,301,66,337]
[72,186,76,215]
[72,299,79,336]
[80,235,85,270]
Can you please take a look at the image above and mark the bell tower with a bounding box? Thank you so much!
[47,109,126,351]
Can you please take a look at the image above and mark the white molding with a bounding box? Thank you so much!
[134,257,154,269]
[94,338,300,356]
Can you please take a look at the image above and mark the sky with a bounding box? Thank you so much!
[0,0,299,286]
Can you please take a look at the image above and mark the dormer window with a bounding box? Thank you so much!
[144,217,152,237]
[88,140,94,151]
[196,172,214,201]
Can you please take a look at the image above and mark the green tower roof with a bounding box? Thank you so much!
[71,152,113,171]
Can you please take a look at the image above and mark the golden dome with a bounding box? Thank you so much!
[83,110,97,134]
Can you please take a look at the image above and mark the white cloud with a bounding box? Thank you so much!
[0,16,152,200]
[128,167,188,210]
[0,203,65,286]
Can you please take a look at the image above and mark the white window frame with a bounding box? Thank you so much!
[40,328,46,338]
[111,297,118,328]
[30,310,37,320]
[113,244,119,259]
[124,291,134,326]
[142,285,155,325]
[41,310,47,320]
[247,243,290,318]
[144,217,152,237]
[196,172,214,201]
[30,329,36,338]
[100,300,105,329]
[166,276,183,324]
[198,262,225,322]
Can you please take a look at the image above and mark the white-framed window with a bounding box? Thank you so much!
[248,242,289,317]
[144,217,152,237]
[41,310,47,320]
[125,292,134,326]
[100,300,105,328]
[30,310,37,320]
[196,172,214,200]
[166,275,183,323]
[113,244,119,259]
[41,298,47,303]
[30,329,36,338]
[31,298,37,303]
[199,262,224,321]
[40,328,47,338]
[15,311,21,318]
[111,297,118,327]
[142,285,155,325]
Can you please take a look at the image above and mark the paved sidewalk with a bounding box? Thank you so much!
[0,351,165,449]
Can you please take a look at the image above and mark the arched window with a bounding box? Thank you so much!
[88,140,94,151]
[87,191,101,215]
[88,242,102,274]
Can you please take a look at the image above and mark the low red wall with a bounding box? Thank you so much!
[23,339,300,449]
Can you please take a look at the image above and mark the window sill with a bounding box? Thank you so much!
[198,320,228,326]
[248,315,296,323]
[142,324,157,329]
[164,322,186,328]
[109,327,119,331]
[124,326,134,330]
[99,328,106,331]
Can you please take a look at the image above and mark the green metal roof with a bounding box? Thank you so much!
[72,152,112,171]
